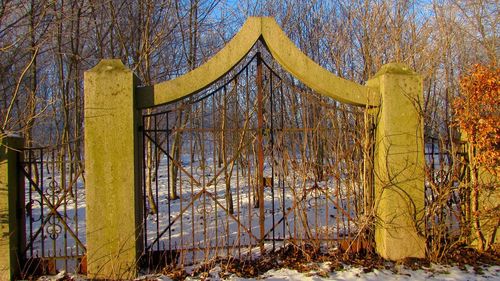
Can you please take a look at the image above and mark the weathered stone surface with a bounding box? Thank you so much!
[84,59,142,279]
[367,63,426,260]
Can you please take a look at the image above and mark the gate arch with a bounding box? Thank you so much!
[137,17,378,108]
[84,17,425,279]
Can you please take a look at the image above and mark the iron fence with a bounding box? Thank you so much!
[20,142,86,276]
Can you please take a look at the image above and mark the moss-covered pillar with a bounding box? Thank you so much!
[84,60,143,279]
[366,63,426,260]
[0,136,25,281]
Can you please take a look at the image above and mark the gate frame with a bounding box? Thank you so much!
[83,17,425,278]
[0,136,25,281]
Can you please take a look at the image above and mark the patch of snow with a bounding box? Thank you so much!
[224,264,500,281]
[134,274,174,281]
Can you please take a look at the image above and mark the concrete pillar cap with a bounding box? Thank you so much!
[372,63,417,78]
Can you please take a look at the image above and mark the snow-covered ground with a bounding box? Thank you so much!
[225,264,500,281]
[38,263,500,281]
[219,264,500,281]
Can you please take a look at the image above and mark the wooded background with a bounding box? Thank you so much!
[1,0,497,146]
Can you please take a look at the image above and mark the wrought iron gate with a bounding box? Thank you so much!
[20,142,86,276]
[140,46,372,269]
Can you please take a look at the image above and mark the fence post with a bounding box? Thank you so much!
[367,63,426,260]
[0,136,25,281]
[84,60,143,279]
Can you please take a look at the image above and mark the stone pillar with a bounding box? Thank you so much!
[0,136,25,281]
[84,60,143,279]
[367,63,426,260]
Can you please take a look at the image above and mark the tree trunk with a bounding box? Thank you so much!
[145,113,158,214]
[169,117,182,200]
[221,89,234,214]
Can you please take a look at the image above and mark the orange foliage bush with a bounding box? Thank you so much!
[454,64,500,178]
